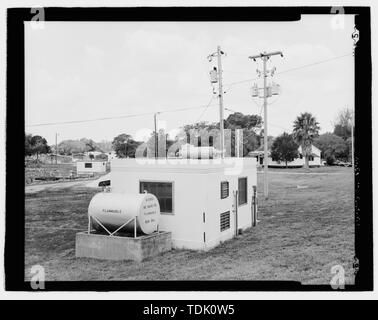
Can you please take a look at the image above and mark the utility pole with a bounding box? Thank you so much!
[154,112,159,159]
[249,51,283,199]
[217,46,225,158]
[208,46,225,158]
[55,132,58,164]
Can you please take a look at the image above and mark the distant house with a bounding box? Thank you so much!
[249,145,322,168]
[86,151,103,159]
[107,151,118,160]
[76,160,108,175]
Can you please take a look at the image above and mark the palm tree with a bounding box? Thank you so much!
[293,112,320,169]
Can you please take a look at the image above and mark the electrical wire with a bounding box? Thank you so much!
[26,101,219,127]
[194,94,216,124]
[224,52,353,87]
[26,111,158,127]
[277,52,353,76]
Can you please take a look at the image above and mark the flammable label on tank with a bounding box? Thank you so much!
[143,210,158,216]
[102,208,122,214]
[142,203,158,213]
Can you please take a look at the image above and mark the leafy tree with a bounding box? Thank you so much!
[228,129,260,157]
[183,121,219,132]
[225,112,262,130]
[58,140,85,155]
[292,112,320,169]
[179,122,220,152]
[80,138,98,152]
[333,107,353,140]
[270,132,299,168]
[225,113,262,156]
[112,133,142,158]
[314,133,348,164]
[30,135,50,159]
[58,138,104,155]
[25,133,33,156]
[96,140,113,153]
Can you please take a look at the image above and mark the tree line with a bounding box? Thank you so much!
[25,108,353,167]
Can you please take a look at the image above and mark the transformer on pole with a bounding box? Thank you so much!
[249,51,283,199]
[208,46,226,158]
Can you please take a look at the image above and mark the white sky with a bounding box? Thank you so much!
[25,15,355,145]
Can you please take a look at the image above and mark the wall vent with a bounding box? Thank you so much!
[220,211,230,232]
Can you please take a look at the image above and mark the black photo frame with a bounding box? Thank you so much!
[5,6,372,291]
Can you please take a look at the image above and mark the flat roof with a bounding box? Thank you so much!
[111,158,257,174]
[76,160,108,163]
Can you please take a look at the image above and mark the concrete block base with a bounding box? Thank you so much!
[75,231,172,262]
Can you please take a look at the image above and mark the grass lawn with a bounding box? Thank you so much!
[25,166,355,284]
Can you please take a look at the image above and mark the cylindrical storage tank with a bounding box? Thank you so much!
[88,192,160,235]
[182,147,214,159]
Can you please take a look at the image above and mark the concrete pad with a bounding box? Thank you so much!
[75,231,171,262]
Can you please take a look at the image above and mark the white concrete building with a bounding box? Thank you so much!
[109,158,258,250]
[76,160,108,175]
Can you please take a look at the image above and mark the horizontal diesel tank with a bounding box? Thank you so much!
[88,192,160,235]
[180,146,217,159]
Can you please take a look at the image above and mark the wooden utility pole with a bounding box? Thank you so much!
[208,46,225,158]
[217,46,225,158]
[249,51,283,199]
[55,132,58,164]
[154,112,159,159]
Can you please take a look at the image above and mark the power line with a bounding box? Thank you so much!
[195,94,216,123]
[224,52,353,87]
[26,102,219,128]
[277,52,353,76]
[26,111,157,127]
